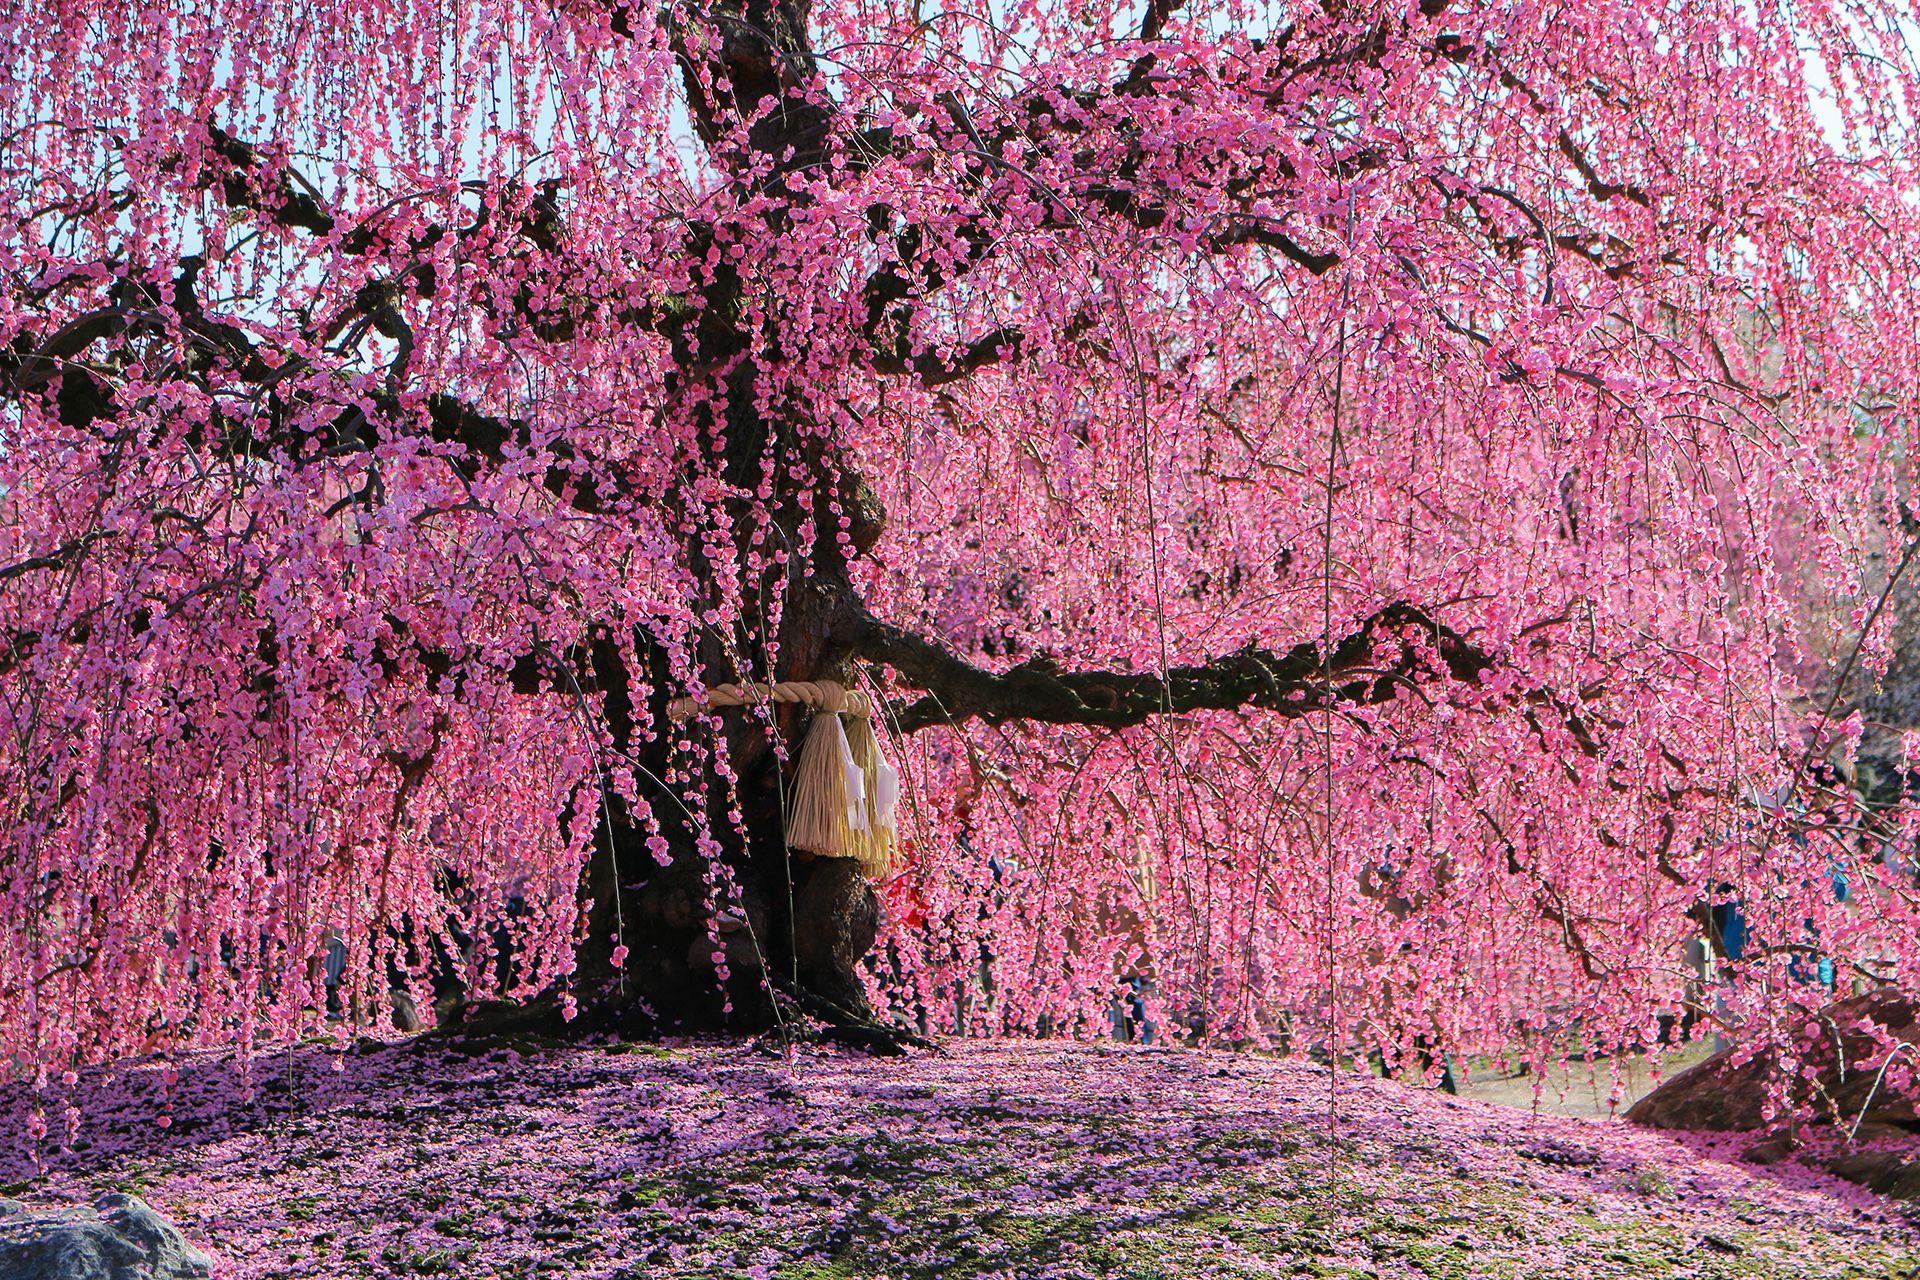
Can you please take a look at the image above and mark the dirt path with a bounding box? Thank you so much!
[1456,1044,1720,1120]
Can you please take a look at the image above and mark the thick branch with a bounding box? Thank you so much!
[867,325,1025,388]
[859,601,1490,734]
[845,9,1450,383]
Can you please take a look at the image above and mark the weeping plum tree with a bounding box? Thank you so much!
[4,0,1920,1082]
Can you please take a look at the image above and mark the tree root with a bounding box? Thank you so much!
[419,978,934,1057]
[765,979,936,1056]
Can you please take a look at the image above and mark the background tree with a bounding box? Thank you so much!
[3,0,1918,1081]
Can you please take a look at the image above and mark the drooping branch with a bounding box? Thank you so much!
[1,246,642,521]
[0,534,112,584]
[857,601,1492,734]
[840,5,1495,390]
[196,124,336,235]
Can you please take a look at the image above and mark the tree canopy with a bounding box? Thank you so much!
[4,0,1919,1099]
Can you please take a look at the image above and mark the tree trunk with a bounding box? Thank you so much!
[457,417,894,1038]
[574,596,888,1034]
[452,614,889,1038]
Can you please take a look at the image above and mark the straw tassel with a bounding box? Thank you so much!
[786,707,856,857]
[669,678,901,879]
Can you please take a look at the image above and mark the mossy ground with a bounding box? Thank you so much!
[2,1038,1914,1278]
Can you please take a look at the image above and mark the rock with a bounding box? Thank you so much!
[1624,1048,1773,1131]
[1628,989,1920,1199]
[1627,989,1920,1135]
[0,1195,213,1280]
[1824,1149,1920,1199]
[1740,1133,1801,1166]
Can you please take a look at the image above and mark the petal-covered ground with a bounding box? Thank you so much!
[2,1038,1914,1278]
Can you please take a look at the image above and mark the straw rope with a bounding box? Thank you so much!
[667,680,874,721]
